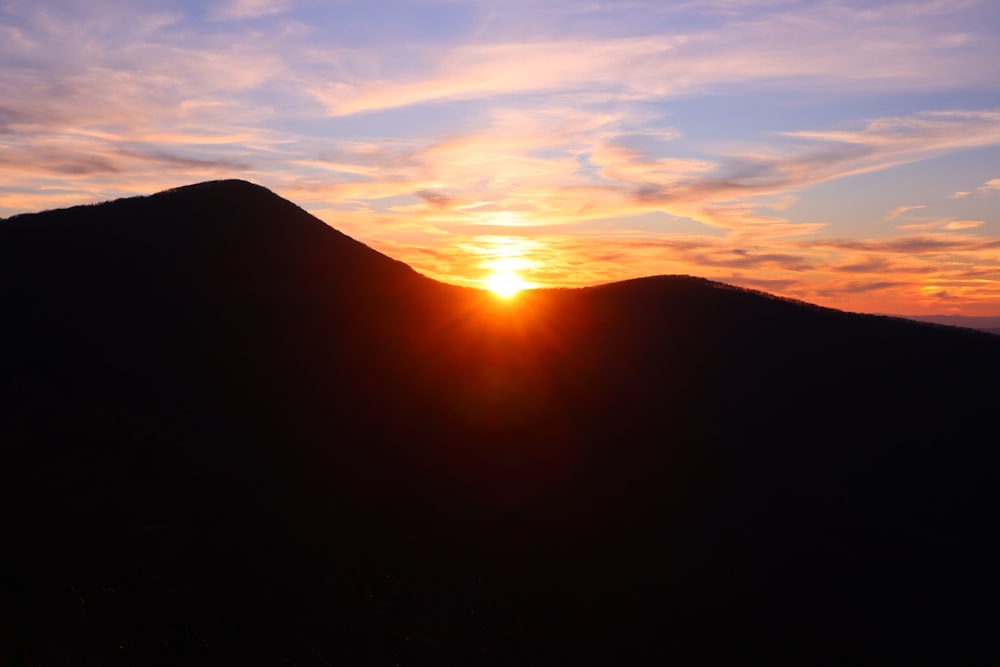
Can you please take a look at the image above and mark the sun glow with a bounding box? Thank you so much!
[471,236,541,298]
[486,270,527,298]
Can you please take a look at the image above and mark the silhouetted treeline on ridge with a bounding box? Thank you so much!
[2,180,998,664]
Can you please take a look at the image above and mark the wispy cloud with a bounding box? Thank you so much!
[951,177,1000,199]
[896,219,986,231]
[978,177,1000,194]
[944,219,986,230]
[299,0,1000,116]
[885,204,926,221]
[212,0,297,21]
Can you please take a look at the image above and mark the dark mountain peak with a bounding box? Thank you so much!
[592,273,811,306]
[148,179,313,224]
[161,177,272,196]
[1,179,426,300]
[583,272,835,326]
[3,178,285,225]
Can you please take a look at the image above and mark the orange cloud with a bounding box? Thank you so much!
[884,204,926,221]
[944,220,986,230]
[978,178,1000,194]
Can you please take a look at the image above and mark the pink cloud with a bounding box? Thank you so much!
[884,204,926,221]
[212,0,296,21]
[302,0,1000,117]
[978,177,1000,194]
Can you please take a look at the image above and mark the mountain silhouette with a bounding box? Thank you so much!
[906,313,1000,334]
[2,180,998,664]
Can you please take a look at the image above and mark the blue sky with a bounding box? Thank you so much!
[2,0,999,314]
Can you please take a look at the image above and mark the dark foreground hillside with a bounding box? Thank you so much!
[2,180,999,664]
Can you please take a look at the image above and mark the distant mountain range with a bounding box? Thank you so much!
[2,180,998,664]
[903,314,1000,335]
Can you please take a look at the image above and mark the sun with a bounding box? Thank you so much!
[486,270,527,299]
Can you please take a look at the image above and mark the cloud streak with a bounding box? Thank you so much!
[213,0,297,21]
[979,177,1000,194]
[303,0,1000,117]
[885,205,926,221]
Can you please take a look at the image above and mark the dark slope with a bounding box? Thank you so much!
[2,181,999,664]
[906,314,1000,333]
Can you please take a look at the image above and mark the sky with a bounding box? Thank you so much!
[2,0,1000,315]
